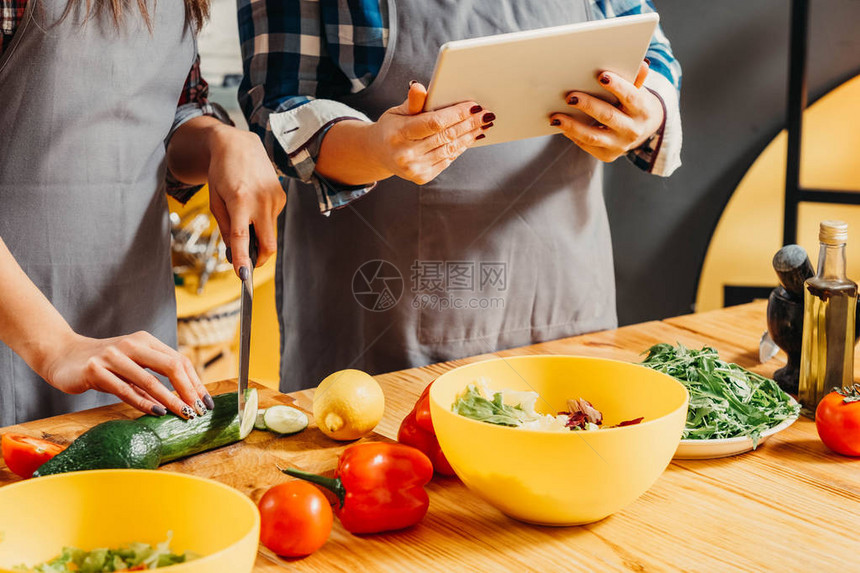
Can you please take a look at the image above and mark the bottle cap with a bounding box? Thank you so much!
[819,220,848,245]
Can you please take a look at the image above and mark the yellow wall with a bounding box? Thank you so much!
[696,75,860,312]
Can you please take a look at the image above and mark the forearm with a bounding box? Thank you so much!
[0,238,76,379]
[165,115,229,186]
[315,120,393,186]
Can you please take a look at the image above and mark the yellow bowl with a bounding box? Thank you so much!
[430,355,689,526]
[0,470,259,572]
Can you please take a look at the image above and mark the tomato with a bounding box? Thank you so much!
[258,481,333,557]
[815,389,860,457]
[1,433,66,479]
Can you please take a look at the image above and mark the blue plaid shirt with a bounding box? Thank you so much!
[238,0,683,213]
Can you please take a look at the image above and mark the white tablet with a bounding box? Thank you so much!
[424,13,659,147]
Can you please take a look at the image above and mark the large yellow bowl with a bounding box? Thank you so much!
[430,355,689,526]
[0,470,259,572]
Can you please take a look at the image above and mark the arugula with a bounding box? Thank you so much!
[641,343,800,446]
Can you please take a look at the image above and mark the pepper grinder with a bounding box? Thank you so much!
[767,245,814,393]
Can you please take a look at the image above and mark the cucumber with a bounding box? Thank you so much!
[34,420,162,477]
[239,389,259,440]
[263,405,308,435]
[137,390,257,464]
[254,408,268,431]
[34,390,257,476]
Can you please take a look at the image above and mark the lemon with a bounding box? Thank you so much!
[313,369,385,441]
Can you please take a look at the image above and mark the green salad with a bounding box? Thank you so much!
[641,343,800,446]
[15,533,198,572]
[452,380,643,431]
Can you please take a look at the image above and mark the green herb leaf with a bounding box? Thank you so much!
[641,343,799,446]
[452,384,536,427]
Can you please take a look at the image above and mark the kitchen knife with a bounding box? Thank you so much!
[759,331,779,364]
[227,225,258,423]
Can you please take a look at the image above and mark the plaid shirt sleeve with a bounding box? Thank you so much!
[237,0,388,214]
[594,0,683,176]
[165,55,234,203]
[0,0,26,55]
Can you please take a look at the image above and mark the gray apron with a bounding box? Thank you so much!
[277,0,615,392]
[0,0,194,424]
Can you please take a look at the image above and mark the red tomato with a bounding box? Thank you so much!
[815,390,860,457]
[1,433,66,479]
[259,481,333,557]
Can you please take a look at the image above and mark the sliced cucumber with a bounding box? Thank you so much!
[254,408,268,431]
[263,405,309,435]
[239,388,259,440]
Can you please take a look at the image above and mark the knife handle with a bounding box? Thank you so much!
[226,224,259,269]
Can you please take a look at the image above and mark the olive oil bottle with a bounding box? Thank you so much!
[798,221,857,418]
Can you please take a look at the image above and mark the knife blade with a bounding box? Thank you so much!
[759,331,779,364]
[227,225,258,422]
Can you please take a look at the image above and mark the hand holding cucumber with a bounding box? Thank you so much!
[43,330,211,420]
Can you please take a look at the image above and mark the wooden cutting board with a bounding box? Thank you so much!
[2,303,859,571]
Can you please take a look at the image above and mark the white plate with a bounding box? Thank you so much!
[673,401,801,460]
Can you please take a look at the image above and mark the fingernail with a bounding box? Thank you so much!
[409,79,417,86]
[476,134,486,140]
[644,57,651,66]
[203,394,215,410]
[181,405,196,419]
[567,95,579,105]
[599,74,610,85]
[194,398,207,416]
[152,405,167,416]
[481,122,494,130]
[469,105,483,114]
[482,112,495,123]
[239,266,249,281]
[550,119,561,127]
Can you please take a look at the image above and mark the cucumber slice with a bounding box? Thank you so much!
[254,408,268,431]
[239,388,259,440]
[263,405,309,435]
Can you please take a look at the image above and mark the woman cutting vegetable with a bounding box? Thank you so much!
[0,0,284,425]
[240,0,682,391]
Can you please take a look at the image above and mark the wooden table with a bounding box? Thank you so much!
[2,301,859,572]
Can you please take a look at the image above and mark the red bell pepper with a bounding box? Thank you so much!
[283,442,433,534]
[397,383,456,476]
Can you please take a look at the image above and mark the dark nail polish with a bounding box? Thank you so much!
[567,96,579,106]
[203,394,215,410]
[599,74,610,85]
[239,266,249,281]
[550,119,561,127]
[482,112,496,123]
[469,105,483,114]
[481,122,494,130]
[152,405,167,416]
[644,57,651,66]
[476,134,486,140]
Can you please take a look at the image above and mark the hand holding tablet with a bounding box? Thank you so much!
[549,61,665,163]
[424,14,661,149]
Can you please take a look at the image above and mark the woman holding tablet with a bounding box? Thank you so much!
[239,0,682,391]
